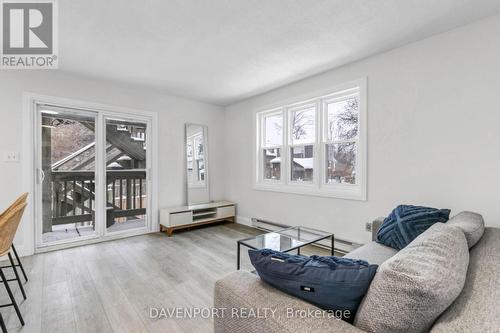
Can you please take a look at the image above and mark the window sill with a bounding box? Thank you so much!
[253,183,366,201]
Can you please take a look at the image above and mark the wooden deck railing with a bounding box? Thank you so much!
[50,170,147,227]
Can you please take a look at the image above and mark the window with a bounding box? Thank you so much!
[289,104,315,182]
[261,111,283,181]
[324,93,358,185]
[255,79,366,200]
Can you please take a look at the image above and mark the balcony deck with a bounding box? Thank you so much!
[42,218,146,243]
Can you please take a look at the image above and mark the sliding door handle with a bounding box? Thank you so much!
[37,168,45,184]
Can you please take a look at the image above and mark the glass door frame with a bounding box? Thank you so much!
[31,95,156,252]
[34,105,102,248]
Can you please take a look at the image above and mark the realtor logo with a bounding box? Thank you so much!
[1,0,58,69]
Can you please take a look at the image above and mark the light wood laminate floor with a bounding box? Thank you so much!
[0,223,331,333]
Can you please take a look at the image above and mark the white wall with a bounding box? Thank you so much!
[224,14,500,244]
[3,14,499,255]
[0,71,225,256]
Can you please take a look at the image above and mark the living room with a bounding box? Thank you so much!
[0,1,498,332]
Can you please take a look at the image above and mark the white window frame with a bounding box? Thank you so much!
[254,78,367,200]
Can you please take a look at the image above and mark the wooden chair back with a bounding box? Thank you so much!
[0,202,27,256]
[0,193,28,218]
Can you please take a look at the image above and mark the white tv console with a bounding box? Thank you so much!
[159,201,236,236]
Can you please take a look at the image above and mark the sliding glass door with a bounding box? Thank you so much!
[39,107,98,244]
[35,104,152,249]
[105,117,148,234]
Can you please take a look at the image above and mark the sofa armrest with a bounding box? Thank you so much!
[214,270,364,333]
[371,217,385,241]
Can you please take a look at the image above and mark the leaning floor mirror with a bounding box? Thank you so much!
[185,124,210,205]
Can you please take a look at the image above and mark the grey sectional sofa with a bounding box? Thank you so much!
[214,212,500,332]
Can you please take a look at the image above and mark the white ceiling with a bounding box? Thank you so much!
[60,0,500,105]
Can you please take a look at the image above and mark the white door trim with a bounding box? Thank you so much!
[22,92,159,255]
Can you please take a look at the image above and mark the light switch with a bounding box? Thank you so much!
[4,152,20,163]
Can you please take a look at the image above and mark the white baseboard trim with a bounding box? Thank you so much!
[13,245,28,257]
[0,244,28,261]
[236,215,252,227]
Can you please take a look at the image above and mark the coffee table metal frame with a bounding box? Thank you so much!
[236,226,334,270]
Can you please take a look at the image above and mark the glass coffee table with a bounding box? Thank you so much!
[237,226,334,269]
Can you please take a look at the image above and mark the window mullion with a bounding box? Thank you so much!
[260,114,265,182]
[283,108,289,184]
[326,139,358,145]
[315,99,321,188]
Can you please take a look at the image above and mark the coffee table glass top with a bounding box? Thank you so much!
[238,226,333,252]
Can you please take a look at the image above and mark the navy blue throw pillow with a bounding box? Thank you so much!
[248,249,378,322]
[377,205,451,250]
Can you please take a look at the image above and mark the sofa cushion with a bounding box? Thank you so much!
[354,223,469,333]
[446,211,484,248]
[248,249,378,322]
[377,205,451,250]
[343,241,398,266]
[430,227,500,332]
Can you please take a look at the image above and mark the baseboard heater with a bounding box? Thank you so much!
[251,218,363,255]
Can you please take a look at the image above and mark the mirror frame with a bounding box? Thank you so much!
[185,123,210,205]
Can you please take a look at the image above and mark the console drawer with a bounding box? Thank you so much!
[217,206,235,219]
[169,211,193,226]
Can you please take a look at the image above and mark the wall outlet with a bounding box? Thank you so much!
[4,152,20,163]
[365,222,372,232]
